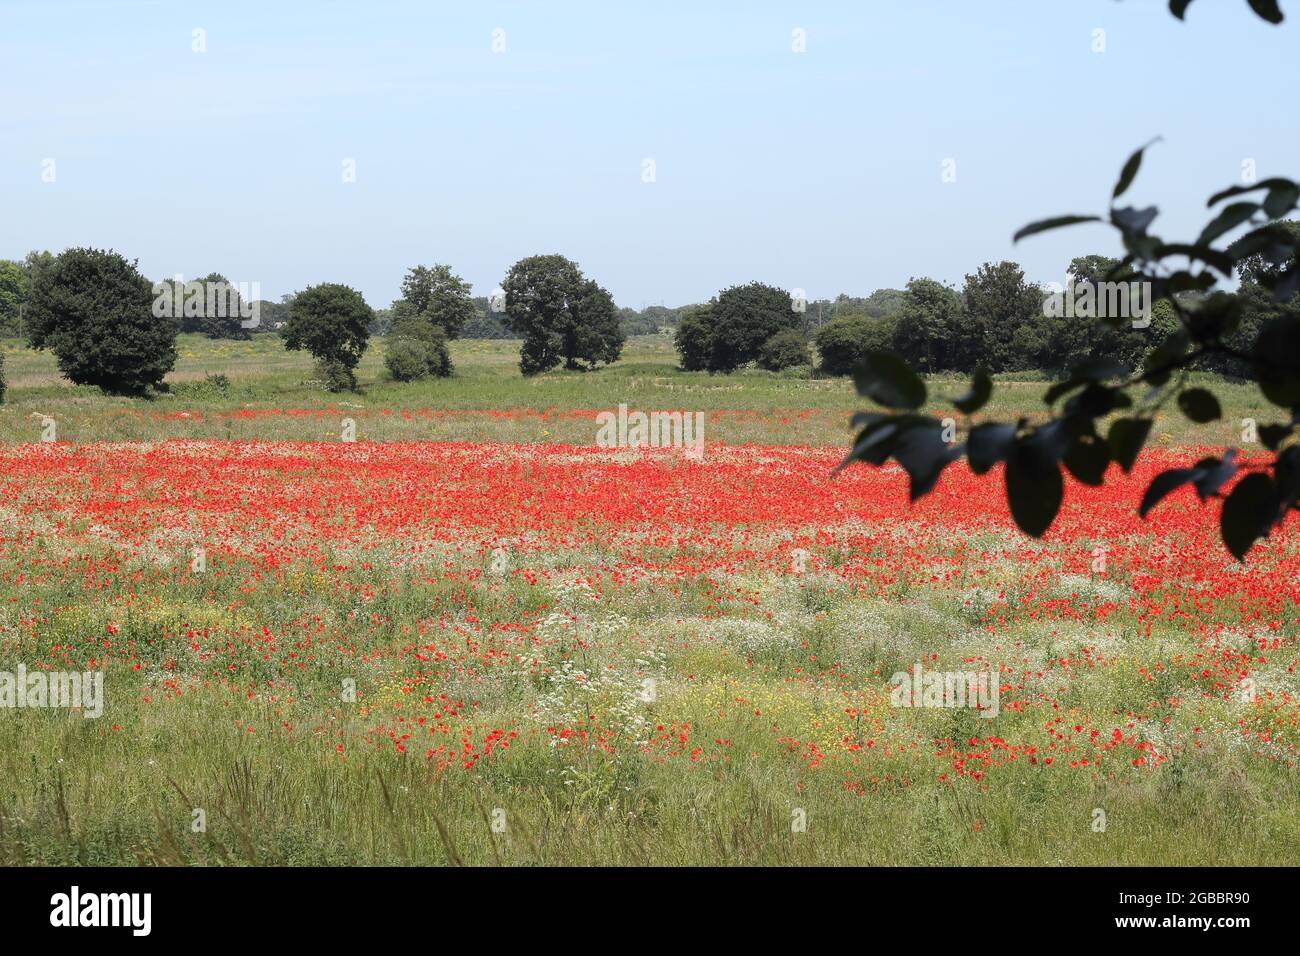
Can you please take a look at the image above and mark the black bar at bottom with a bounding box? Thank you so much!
[0,866,1280,941]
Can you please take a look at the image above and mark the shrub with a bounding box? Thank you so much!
[169,372,231,400]
[757,328,812,371]
[388,312,452,380]
[316,357,357,393]
[815,314,896,376]
[423,326,452,377]
[385,337,434,382]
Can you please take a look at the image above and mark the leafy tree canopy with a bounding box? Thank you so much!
[398,264,476,339]
[677,281,803,373]
[281,283,373,392]
[500,254,625,375]
[815,313,897,377]
[24,247,176,396]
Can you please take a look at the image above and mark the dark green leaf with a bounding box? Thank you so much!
[1259,423,1293,450]
[1220,472,1274,561]
[1177,388,1222,423]
[1108,417,1153,473]
[891,422,959,501]
[1125,235,1164,262]
[1227,222,1298,263]
[951,368,992,415]
[1111,206,1159,236]
[1005,446,1063,538]
[1246,0,1284,24]
[1064,383,1122,419]
[1114,138,1160,200]
[1191,452,1237,500]
[1197,201,1258,245]
[1027,419,1074,467]
[1163,270,1218,295]
[967,423,1015,475]
[1045,377,1086,405]
[1208,177,1296,207]
[1169,0,1194,19]
[1253,316,1300,408]
[1063,433,1110,486]
[835,419,900,473]
[1013,215,1101,244]
[1140,468,1197,518]
[1274,445,1300,512]
[1153,243,1234,275]
[1263,182,1300,218]
[849,411,887,430]
[852,351,927,410]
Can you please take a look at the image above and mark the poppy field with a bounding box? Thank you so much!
[1,426,1298,865]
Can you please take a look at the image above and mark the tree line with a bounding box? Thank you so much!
[0,250,629,394]
[1,225,1292,399]
[672,231,1297,381]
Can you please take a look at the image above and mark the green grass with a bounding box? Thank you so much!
[0,333,1275,446]
[2,529,1294,866]
[0,333,1293,866]
[2,534,1293,866]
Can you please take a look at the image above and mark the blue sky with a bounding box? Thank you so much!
[1,0,1295,309]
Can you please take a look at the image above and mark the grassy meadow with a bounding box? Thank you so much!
[0,334,1296,866]
[0,334,1273,446]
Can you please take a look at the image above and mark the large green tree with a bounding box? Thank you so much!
[500,255,624,375]
[696,281,803,373]
[815,313,897,377]
[281,283,373,392]
[398,264,476,339]
[833,289,906,321]
[952,261,1046,372]
[155,273,252,340]
[24,247,176,396]
[889,278,962,372]
[1039,255,1176,374]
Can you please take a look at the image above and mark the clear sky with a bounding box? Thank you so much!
[1,0,1295,309]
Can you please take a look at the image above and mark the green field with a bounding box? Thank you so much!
[1,334,1295,867]
[0,334,1272,448]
